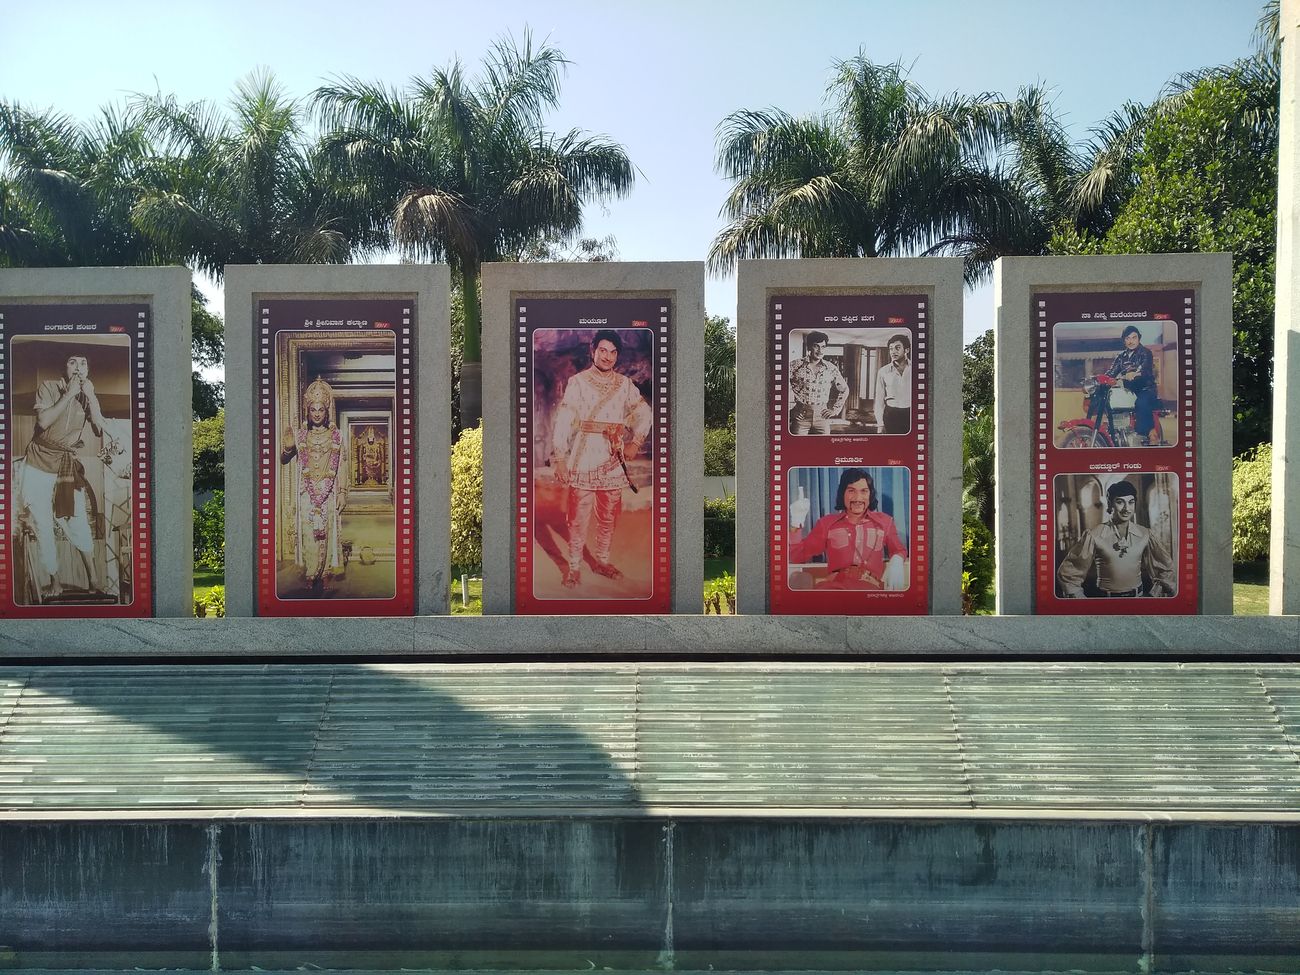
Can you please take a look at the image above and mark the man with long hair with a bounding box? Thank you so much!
[788,468,908,590]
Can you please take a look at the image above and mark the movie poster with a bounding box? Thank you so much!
[256,299,414,616]
[768,295,929,615]
[515,297,671,614]
[0,303,151,618]
[1033,290,1197,613]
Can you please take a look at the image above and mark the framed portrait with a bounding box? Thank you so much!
[1052,471,1180,600]
[768,294,928,615]
[787,326,914,437]
[515,298,671,614]
[1051,318,1182,450]
[1,304,150,617]
[784,465,911,594]
[255,298,414,616]
[1032,289,1198,615]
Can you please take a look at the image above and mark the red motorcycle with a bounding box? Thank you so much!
[1058,373,1166,448]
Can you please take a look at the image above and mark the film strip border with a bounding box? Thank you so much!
[514,301,674,603]
[1,307,10,606]
[0,306,152,614]
[255,304,416,611]
[655,304,672,594]
[767,297,930,604]
[1178,293,1198,590]
[131,307,152,608]
[1033,293,1197,599]
[914,301,930,585]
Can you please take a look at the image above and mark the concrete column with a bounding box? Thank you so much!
[223,265,451,617]
[1271,0,1300,614]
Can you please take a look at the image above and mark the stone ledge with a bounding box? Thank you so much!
[2,613,1296,658]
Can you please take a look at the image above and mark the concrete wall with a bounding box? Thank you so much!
[735,258,965,615]
[1273,0,1300,613]
[3,816,1297,972]
[0,266,193,617]
[481,262,705,614]
[994,255,1233,615]
[223,265,451,617]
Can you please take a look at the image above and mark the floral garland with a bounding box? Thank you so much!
[297,426,341,541]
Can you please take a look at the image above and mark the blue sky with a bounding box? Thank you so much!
[0,0,1265,344]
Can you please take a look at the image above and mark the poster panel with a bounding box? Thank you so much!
[515,297,671,614]
[255,298,414,616]
[0,303,151,618]
[1033,290,1197,613]
[769,294,928,614]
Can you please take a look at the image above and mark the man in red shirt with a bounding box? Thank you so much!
[788,468,908,590]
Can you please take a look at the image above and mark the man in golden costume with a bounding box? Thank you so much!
[356,425,387,486]
[280,378,344,595]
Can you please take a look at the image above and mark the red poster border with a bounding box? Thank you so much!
[1033,290,1198,614]
[0,302,153,619]
[255,299,415,617]
[514,297,672,615]
[768,294,929,615]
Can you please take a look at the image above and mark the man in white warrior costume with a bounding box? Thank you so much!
[550,329,652,589]
[1057,480,1176,598]
[17,353,121,601]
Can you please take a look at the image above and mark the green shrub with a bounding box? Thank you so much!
[451,426,484,573]
[193,491,225,571]
[704,493,736,558]
[703,424,735,476]
[704,571,736,614]
[962,516,994,614]
[194,585,226,618]
[1232,442,1271,562]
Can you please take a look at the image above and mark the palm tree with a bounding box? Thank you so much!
[703,314,736,428]
[930,87,1154,278]
[962,410,995,533]
[712,57,1159,283]
[130,70,380,277]
[0,100,163,267]
[313,31,635,426]
[710,58,1010,278]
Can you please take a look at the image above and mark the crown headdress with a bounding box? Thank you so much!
[302,377,335,419]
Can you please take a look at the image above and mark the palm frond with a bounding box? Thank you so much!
[392,186,476,263]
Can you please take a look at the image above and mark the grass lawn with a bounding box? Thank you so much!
[449,575,483,615]
[705,557,734,583]
[194,570,223,601]
[1233,560,1269,615]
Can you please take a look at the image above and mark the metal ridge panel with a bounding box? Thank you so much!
[0,663,1296,816]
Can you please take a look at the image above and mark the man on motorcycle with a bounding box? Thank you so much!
[1057,480,1176,598]
[1108,325,1161,446]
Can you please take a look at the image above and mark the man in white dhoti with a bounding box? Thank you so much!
[550,330,652,589]
[17,354,119,602]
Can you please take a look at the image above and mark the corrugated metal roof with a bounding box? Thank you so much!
[0,663,1298,814]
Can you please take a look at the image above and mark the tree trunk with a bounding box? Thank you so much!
[459,265,483,428]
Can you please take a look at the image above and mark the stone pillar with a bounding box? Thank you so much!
[481,262,705,615]
[1271,0,1300,614]
[995,255,1232,616]
[735,258,964,616]
[0,266,192,618]
[224,265,450,617]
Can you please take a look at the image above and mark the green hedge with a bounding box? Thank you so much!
[704,494,736,558]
